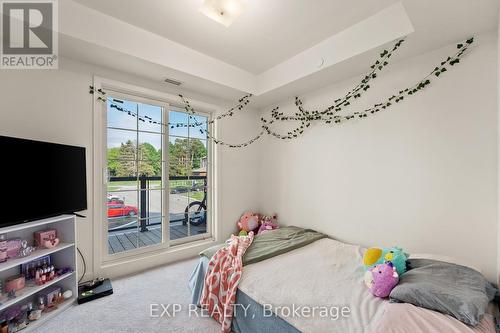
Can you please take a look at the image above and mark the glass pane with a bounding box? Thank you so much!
[107,129,137,160]
[187,184,207,236]
[107,99,138,130]
[169,181,189,241]
[169,110,190,137]
[139,132,162,161]
[169,156,189,177]
[189,139,208,176]
[138,103,163,133]
[137,218,162,248]
[147,177,162,190]
[138,190,162,220]
[108,226,140,255]
[107,97,168,255]
[107,172,137,191]
[169,173,190,193]
[107,191,139,224]
[107,190,139,254]
[108,159,138,180]
[189,114,209,140]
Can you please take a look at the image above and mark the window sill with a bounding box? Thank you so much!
[99,237,218,276]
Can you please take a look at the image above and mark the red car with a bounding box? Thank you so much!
[107,202,138,218]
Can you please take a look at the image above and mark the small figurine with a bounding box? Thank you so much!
[28,310,41,321]
[17,240,34,258]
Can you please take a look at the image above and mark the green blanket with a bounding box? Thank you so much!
[199,226,327,265]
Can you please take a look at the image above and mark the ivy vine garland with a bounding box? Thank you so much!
[90,37,474,148]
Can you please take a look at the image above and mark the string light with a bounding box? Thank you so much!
[90,37,474,148]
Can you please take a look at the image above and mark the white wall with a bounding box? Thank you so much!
[0,30,497,282]
[497,11,500,284]
[258,31,498,282]
[0,58,260,279]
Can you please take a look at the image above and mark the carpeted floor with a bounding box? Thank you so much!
[38,258,221,333]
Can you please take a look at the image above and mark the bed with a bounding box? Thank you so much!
[189,227,497,333]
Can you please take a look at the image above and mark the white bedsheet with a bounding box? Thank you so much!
[238,238,386,333]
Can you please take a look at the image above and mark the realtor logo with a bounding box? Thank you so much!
[1,0,58,69]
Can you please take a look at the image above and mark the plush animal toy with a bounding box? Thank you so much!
[237,212,260,236]
[364,262,399,298]
[257,213,278,234]
[363,246,408,276]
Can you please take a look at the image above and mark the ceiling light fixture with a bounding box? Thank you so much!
[199,0,244,27]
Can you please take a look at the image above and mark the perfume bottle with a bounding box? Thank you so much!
[49,265,55,281]
[26,302,33,318]
[37,296,45,311]
[35,268,41,286]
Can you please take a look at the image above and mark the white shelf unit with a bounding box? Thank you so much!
[0,214,77,332]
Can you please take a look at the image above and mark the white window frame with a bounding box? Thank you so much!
[92,77,218,271]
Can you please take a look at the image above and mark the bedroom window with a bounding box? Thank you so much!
[103,91,213,256]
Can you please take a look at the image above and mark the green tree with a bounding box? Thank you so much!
[169,138,207,176]
[107,137,206,178]
[114,140,155,177]
[107,147,120,176]
[141,142,161,176]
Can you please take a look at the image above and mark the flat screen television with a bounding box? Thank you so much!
[0,135,87,227]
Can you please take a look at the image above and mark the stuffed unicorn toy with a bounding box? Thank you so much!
[364,262,399,298]
[257,213,278,235]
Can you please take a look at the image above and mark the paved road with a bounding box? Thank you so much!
[107,189,204,230]
[111,191,188,214]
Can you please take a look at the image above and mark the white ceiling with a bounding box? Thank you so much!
[73,0,399,74]
[63,0,500,107]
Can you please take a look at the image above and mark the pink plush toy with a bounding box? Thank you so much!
[364,262,399,298]
[257,213,279,235]
[237,212,260,236]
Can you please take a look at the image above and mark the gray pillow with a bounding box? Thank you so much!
[389,259,496,326]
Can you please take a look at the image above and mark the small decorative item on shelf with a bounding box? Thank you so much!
[44,287,61,307]
[0,290,66,328]
[56,267,73,276]
[17,240,34,258]
[27,301,42,321]
[35,261,56,286]
[25,302,33,319]
[37,296,45,312]
[34,229,59,249]
[4,275,25,293]
[6,239,22,259]
[0,235,7,263]
[62,289,72,300]
[28,309,41,321]
[15,304,29,331]
[6,290,15,300]
[22,255,54,286]
[4,305,26,333]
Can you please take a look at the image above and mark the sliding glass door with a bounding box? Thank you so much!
[104,93,211,256]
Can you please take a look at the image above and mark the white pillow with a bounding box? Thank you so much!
[408,253,482,274]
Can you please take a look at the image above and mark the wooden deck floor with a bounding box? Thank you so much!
[108,224,207,254]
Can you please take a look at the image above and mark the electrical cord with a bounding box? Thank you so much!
[77,247,86,284]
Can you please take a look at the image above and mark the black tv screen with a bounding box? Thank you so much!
[0,136,87,226]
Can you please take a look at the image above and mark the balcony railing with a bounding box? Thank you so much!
[106,175,207,254]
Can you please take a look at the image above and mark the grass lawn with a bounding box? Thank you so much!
[188,191,205,201]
